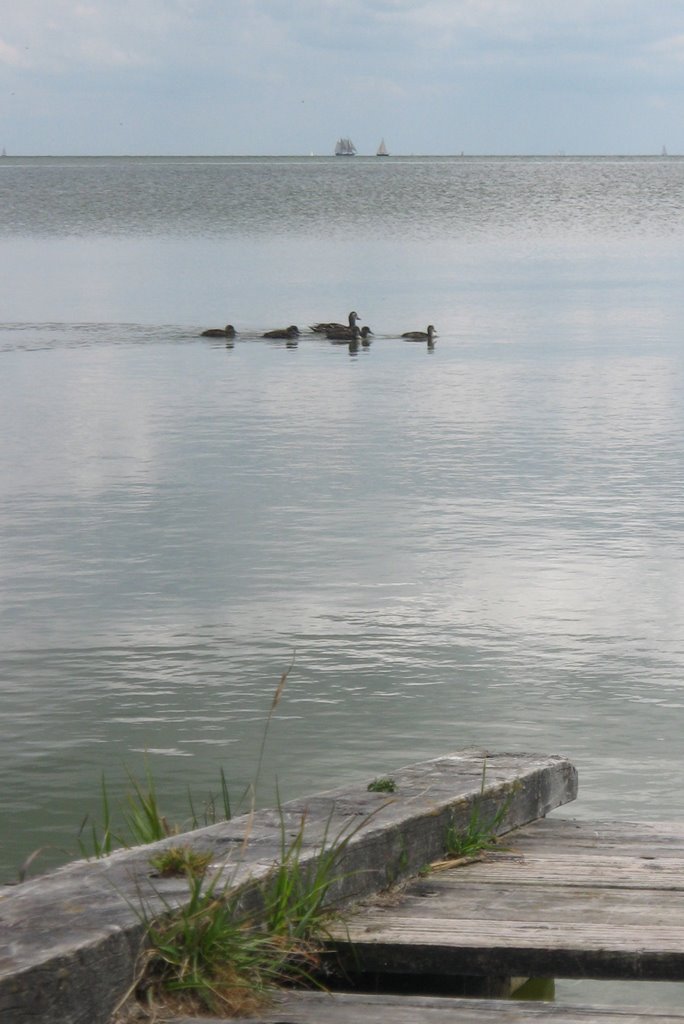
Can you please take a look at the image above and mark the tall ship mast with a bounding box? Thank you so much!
[334,137,357,156]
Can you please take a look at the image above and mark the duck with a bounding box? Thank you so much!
[201,324,236,338]
[326,324,373,342]
[262,325,300,339]
[401,325,436,344]
[311,311,360,333]
[328,325,360,343]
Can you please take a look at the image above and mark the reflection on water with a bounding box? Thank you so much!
[3,158,684,885]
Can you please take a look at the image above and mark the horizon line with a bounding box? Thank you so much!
[0,151,679,159]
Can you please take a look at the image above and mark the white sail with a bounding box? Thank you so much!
[376,138,389,157]
[335,137,357,156]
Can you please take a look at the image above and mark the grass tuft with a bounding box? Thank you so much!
[77,763,175,860]
[123,764,175,846]
[187,767,232,830]
[77,772,115,859]
[138,870,296,1016]
[443,758,511,860]
[149,845,213,879]
[367,776,397,793]
[262,809,343,942]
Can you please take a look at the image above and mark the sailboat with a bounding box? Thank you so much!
[334,137,356,156]
[376,138,389,157]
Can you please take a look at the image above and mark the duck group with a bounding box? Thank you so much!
[198,312,437,348]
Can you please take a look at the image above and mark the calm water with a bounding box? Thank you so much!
[3,157,684,905]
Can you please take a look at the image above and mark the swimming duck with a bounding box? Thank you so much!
[326,324,368,341]
[201,324,236,338]
[401,325,436,344]
[311,311,360,333]
[262,325,300,339]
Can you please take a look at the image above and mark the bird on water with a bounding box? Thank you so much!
[326,324,373,342]
[262,325,300,339]
[311,311,360,333]
[401,325,436,344]
[201,324,236,338]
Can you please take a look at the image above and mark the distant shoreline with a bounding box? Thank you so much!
[1,152,679,160]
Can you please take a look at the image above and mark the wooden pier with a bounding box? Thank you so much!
[166,816,684,1023]
[172,992,684,1023]
[0,750,576,1024]
[5,751,684,1022]
[327,817,684,982]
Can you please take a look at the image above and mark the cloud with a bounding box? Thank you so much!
[2,1,684,153]
[0,1,194,72]
[0,37,31,69]
[1,1,681,77]
[648,32,684,65]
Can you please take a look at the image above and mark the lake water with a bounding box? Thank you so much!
[3,155,684,908]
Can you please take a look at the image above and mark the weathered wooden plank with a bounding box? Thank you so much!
[338,916,684,954]
[425,853,684,890]
[505,818,684,858]
[384,880,684,923]
[427,862,684,891]
[512,818,684,839]
[328,819,684,981]
[330,919,684,980]
[170,990,684,1023]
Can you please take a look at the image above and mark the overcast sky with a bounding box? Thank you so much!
[2,1,684,156]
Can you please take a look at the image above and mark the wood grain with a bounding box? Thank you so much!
[327,819,684,981]
[175,989,684,1023]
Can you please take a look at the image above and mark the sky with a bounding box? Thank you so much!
[2,1,684,156]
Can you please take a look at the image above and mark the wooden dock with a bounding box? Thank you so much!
[0,750,577,1024]
[6,751,684,1022]
[170,990,684,1023]
[327,817,684,982]
[175,817,684,1024]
